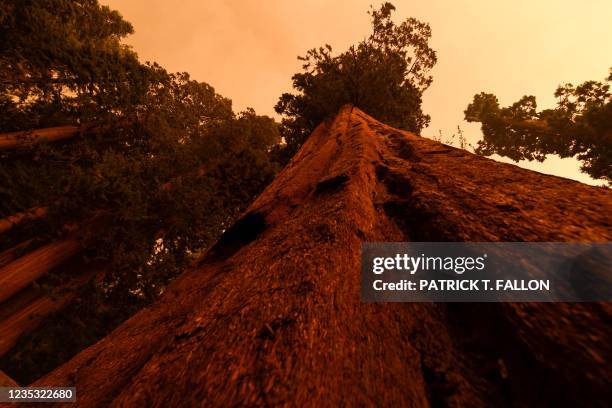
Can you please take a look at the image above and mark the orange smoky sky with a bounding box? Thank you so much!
[104,0,611,185]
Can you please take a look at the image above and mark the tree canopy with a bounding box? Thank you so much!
[465,69,612,183]
[0,0,153,131]
[275,2,437,159]
[0,0,280,382]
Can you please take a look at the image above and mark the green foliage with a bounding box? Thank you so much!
[0,0,281,382]
[0,100,280,381]
[275,2,437,158]
[0,0,150,130]
[0,68,280,308]
[465,69,612,183]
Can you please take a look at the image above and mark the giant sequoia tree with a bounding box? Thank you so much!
[31,107,612,406]
[275,2,436,159]
[465,69,612,183]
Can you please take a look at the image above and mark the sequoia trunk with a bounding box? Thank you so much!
[35,106,611,407]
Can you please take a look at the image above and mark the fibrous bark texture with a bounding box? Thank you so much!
[35,106,611,407]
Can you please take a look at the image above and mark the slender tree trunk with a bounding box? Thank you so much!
[0,240,34,268]
[0,263,102,357]
[35,106,611,406]
[0,288,59,357]
[0,239,81,303]
[0,207,47,235]
[0,125,86,150]
[0,120,132,150]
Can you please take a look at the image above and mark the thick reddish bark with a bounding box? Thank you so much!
[35,106,611,406]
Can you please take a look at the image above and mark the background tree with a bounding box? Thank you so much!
[274,2,437,159]
[0,0,151,131]
[465,69,611,183]
[0,0,280,382]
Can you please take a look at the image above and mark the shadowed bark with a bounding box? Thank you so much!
[34,106,611,407]
[0,369,18,387]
